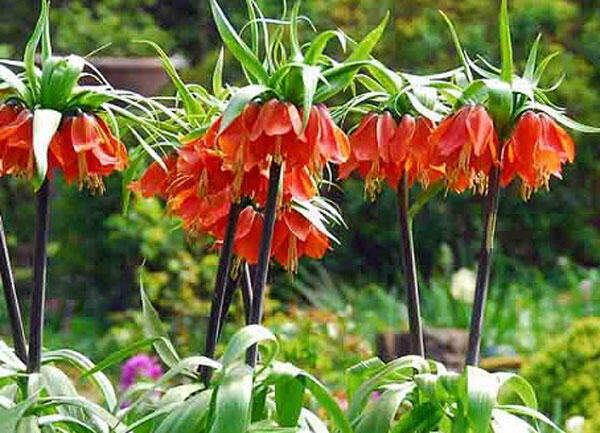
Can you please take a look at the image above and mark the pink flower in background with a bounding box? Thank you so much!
[120,354,163,392]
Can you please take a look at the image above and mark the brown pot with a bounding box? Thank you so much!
[87,56,187,96]
[377,328,469,371]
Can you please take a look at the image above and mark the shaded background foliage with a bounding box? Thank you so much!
[0,0,597,376]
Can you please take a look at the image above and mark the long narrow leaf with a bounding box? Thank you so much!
[499,0,513,83]
[210,0,269,84]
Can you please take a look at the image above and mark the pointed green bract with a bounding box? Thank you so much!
[439,10,473,83]
[499,0,513,83]
[213,47,225,96]
[523,34,542,83]
[304,29,346,65]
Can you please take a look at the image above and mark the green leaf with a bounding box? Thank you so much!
[299,409,330,433]
[367,60,404,94]
[129,127,167,172]
[244,0,260,55]
[355,386,412,433]
[0,397,36,433]
[40,365,86,421]
[213,47,225,96]
[81,337,164,379]
[42,349,117,412]
[137,40,204,123]
[495,373,537,409]
[0,340,26,371]
[140,277,181,368]
[210,366,253,433]
[221,325,278,369]
[121,401,182,433]
[210,0,269,84]
[160,384,205,406]
[40,55,85,110]
[275,376,305,427]
[491,410,536,433]
[300,65,320,130]
[348,356,427,421]
[300,371,353,433]
[41,0,52,62]
[390,402,443,433]
[315,12,389,102]
[155,393,212,433]
[496,405,566,433]
[345,357,385,401]
[38,396,121,430]
[455,80,488,108]
[38,415,97,433]
[527,102,600,133]
[408,182,444,222]
[32,108,62,190]
[533,52,559,86]
[406,91,443,123]
[289,1,303,61]
[499,0,513,83]
[523,34,541,83]
[463,367,498,433]
[16,417,40,433]
[305,30,346,65]
[0,65,28,101]
[24,0,49,98]
[439,11,472,82]
[220,84,268,132]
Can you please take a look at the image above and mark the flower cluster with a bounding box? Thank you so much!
[0,103,127,192]
[132,99,349,270]
[120,354,163,392]
[341,105,577,199]
[339,112,441,198]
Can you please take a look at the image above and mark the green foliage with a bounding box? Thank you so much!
[522,317,600,432]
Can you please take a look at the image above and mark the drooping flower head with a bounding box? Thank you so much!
[129,3,356,271]
[337,66,449,201]
[438,0,598,198]
[0,1,153,192]
[339,110,442,199]
[430,105,498,194]
[501,111,575,199]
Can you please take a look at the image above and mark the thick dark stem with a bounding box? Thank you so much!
[0,214,27,363]
[240,263,254,325]
[246,161,283,366]
[396,175,425,357]
[27,180,51,373]
[216,268,242,338]
[466,165,501,366]
[200,201,242,384]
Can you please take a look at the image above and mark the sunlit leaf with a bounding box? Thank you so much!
[32,108,62,190]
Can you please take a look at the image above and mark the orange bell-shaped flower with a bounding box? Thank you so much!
[501,111,575,198]
[431,105,498,193]
[51,113,128,192]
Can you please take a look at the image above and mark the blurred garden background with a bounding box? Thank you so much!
[0,0,599,427]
